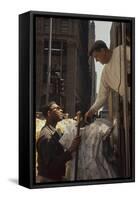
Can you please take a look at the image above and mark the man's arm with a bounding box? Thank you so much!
[85,69,110,122]
[37,136,71,172]
[37,134,81,177]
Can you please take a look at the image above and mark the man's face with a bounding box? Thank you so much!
[49,103,63,122]
[92,49,108,65]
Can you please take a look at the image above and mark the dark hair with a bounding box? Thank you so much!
[41,101,56,117]
[89,40,108,56]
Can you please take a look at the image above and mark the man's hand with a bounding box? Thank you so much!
[68,136,81,153]
[84,109,95,123]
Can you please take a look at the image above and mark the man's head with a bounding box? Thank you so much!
[89,40,111,64]
[41,101,63,123]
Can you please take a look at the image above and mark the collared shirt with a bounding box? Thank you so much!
[89,45,130,112]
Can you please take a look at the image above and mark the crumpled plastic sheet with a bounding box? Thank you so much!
[59,118,117,180]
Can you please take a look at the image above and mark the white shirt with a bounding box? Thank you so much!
[89,45,130,112]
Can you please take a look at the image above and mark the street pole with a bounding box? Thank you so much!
[46,18,52,104]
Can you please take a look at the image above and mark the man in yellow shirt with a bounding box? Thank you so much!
[37,101,81,182]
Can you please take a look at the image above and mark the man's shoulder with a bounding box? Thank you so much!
[39,126,52,140]
[113,45,130,59]
[113,45,128,53]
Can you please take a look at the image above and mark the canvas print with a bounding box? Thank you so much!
[34,14,134,187]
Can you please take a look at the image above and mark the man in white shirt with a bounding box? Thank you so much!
[85,40,130,123]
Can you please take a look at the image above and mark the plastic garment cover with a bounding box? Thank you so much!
[59,118,117,180]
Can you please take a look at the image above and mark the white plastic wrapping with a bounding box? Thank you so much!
[59,118,117,180]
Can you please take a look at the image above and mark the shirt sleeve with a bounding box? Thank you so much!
[89,68,110,112]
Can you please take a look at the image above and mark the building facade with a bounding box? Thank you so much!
[35,17,96,117]
[88,21,96,105]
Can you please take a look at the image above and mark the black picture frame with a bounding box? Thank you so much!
[19,10,135,189]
